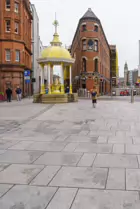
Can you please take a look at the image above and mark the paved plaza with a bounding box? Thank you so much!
[0,98,140,208]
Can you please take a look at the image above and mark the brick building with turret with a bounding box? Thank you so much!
[71,8,111,94]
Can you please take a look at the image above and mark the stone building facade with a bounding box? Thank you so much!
[0,0,32,99]
[71,8,110,94]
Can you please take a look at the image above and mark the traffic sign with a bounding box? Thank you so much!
[25,80,30,84]
[24,76,30,80]
[24,70,30,76]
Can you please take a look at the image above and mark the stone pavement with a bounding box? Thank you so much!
[0,99,140,208]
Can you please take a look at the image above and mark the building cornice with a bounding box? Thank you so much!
[37,57,75,64]
[0,64,31,71]
[0,39,32,55]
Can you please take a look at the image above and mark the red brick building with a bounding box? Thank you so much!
[71,8,110,94]
[0,0,32,99]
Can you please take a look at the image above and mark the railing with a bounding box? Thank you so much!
[78,89,91,98]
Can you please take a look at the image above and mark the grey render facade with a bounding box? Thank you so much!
[31,4,40,94]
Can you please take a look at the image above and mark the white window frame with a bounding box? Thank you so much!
[5,0,10,11]
[5,20,11,32]
[94,40,98,52]
[5,49,11,61]
[14,2,19,13]
[15,22,19,34]
[15,50,20,62]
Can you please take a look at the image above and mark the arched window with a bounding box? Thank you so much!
[94,59,98,72]
[82,24,87,32]
[94,40,98,52]
[88,39,94,50]
[94,25,98,32]
[82,58,87,72]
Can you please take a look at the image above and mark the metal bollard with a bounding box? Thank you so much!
[131,88,134,103]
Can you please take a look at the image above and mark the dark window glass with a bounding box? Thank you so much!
[94,25,98,32]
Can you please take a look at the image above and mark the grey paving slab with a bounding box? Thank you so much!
[71,189,140,209]
[55,134,69,141]
[113,144,125,154]
[78,130,89,136]
[0,164,44,184]
[0,184,13,198]
[0,150,44,164]
[8,141,34,150]
[106,168,125,190]
[0,150,6,155]
[126,145,140,154]
[34,152,82,166]
[116,131,126,137]
[63,143,79,152]
[49,167,108,189]
[97,136,108,144]
[0,140,19,149]
[133,137,140,144]
[0,185,57,209]
[108,136,132,144]
[75,143,112,153]
[30,166,60,186]
[89,130,115,137]
[27,141,67,151]
[77,153,96,167]
[47,188,77,209]
[0,164,9,172]
[126,169,140,191]
[66,135,97,143]
[94,154,138,168]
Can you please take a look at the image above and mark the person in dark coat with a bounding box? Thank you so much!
[6,88,12,102]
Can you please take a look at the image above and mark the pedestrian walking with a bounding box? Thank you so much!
[15,86,22,101]
[6,87,12,102]
[91,87,97,108]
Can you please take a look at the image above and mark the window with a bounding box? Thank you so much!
[94,59,98,72]
[5,20,11,32]
[88,39,94,50]
[94,25,98,32]
[82,39,86,50]
[14,2,19,13]
[82,24,87,32]
[6,0,10,11]
[94,40,98,52]
[5,49,11,61]
[82,58,87,72]
[15,22,19,34]
[15,50,20,62]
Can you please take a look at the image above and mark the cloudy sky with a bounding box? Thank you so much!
[31,0,140,76]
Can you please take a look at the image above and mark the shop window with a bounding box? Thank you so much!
[95,40,98,52]
[82,39,86,50]
[5,49,11,61]
[15,2,19,13]
[82,58,87,72]
[6,0,10,11]
[15,22,19,34]
[82,24,87,32]
[88,39,94,50]
[5,20,11,32]
[94,25,98,32]
[15,50,20,62]
[94,59,98,72]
